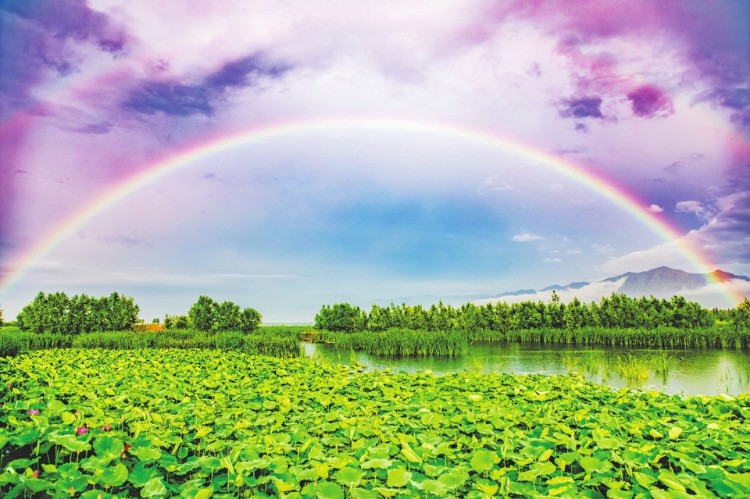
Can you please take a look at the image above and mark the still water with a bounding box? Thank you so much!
[303,342,750,397]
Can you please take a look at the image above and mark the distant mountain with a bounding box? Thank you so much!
[486,266,749,306]
[368,266,748,311]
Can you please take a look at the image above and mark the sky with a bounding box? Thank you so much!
[1,0,749,323]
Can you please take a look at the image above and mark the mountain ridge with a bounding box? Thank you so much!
[493,266,749,300]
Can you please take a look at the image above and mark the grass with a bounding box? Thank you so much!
[615,353,651,385]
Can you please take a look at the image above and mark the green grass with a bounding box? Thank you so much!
[615,353,651,385]
[0,329,301,358]
[323,328,469,357]
[2,349,749,497]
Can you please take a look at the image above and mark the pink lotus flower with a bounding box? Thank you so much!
[32,470,39,478]
[28,409,39,416]
[76,426,88,435]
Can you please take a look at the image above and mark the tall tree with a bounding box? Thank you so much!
[213,301,241,332]
[188,295,217,332]
[240,307,262,333]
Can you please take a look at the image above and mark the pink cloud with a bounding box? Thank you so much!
[627,85,673,118]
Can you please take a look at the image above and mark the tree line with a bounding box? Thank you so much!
[14,292,262,335]
[165,295,262,333]
[16,292,140,334]
[315,293,750,333]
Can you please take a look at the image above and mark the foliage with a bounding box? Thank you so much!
[323,328,469,357]
[16,292,140,335]
[315,303,367,332]
[317,294,722,335]
[187,296,263,333]
[187,295,216,332]
[0,329,300,358]
[163,314,189,329]
[2,350,749,497]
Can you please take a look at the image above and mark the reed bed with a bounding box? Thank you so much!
[0,329,301,358]
[327,328,469,358]
[497,326,749,349]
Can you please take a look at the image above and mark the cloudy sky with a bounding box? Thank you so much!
[1,0,749,323]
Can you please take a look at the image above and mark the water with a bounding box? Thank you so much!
[303,342,750,397]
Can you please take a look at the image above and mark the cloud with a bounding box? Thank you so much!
[0,0,126,100]
[627,85,673,118]
[559,96,603,119]
[648,204,664,213]
[98,233,154,248]
[543,258,562,263]
[512,232,542,242]
[122,54,290,116]
[123,82,214,116]
[481,176,514,192]
[205,55,290,90]
[675,200,712,221]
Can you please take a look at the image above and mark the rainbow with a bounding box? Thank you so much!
[0,117,743,305]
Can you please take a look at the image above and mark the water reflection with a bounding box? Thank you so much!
[303,342,750,397]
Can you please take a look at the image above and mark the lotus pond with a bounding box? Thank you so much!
[2,349,750,498]
[305,342,750,397]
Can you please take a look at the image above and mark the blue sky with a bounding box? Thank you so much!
[1,0,749,322]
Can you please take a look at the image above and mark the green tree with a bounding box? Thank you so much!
[314,303,365,332]
[367,304,390,332]
[562,297,584,330]
[213,301,241,332]
[189,295,217,332]
[733,297,750,332]
[165,314,189,329]
[240,307,262,333]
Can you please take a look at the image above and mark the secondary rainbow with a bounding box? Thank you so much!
[0,117,742,305]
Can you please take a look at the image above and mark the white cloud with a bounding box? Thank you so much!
[675,200,712,221]
[543,258,562,263]
[475,278,627,306]
[648,204,663,213]
[512,232,542,242]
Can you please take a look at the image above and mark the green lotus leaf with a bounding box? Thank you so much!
[350,487,379,499]
[657,471,687,492]
[140,477,168,497]
[334,466,364,487]
[48,433,91,453]
[291,465,317,482]
[315,480,345,499]
[361,458,392,469]
[93,436,124,461]
[580,456,610,474]
[470,449,498,473]
[438,469,469,490]
[387,467,412,487]
[421,479,448,496]
[97,463,128,487]
[132,445,161,462]
[192,486,214,499]
[128,462,160,488]
[531,461,556,476]
[422,463,444,477]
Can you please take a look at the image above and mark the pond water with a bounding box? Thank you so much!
[303,342,750,397]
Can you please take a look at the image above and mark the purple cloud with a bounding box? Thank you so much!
[123,54,290,117]
[206,55,290,90]
[0,0,127,112]
[627,85,673,118]
[559,97,603,119]
[124,82,214,117]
